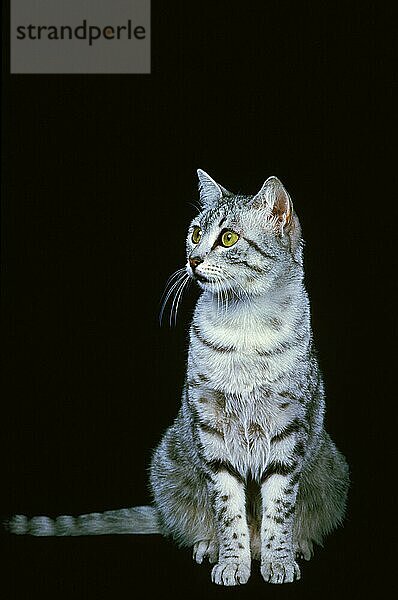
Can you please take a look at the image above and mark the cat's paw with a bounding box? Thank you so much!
[193,539,218,564]
[211,561,251,586]
[294,539,313,561]
[261,558,300,584]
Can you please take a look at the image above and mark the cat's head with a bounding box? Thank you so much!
[186,169,303,297]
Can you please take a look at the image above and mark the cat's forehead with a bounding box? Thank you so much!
[191,195,254,229]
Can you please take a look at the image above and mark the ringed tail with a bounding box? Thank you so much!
[4,506,161,536]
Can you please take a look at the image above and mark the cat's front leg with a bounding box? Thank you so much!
[260,466,301,584]
[207,463,251,586]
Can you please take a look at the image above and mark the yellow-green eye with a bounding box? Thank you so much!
[221,230,239,247]
[191,226,202,244]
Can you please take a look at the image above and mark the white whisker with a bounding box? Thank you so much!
[214,276,222,317]
[170,274,190,327]
[164,268,187,288]
[189,201,202,212]
[160,270,189,325]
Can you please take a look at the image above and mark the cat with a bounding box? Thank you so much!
[6,170,349,586]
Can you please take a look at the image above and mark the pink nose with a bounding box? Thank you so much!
[189,257,203,270]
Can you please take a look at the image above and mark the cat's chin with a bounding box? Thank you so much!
[193,272,209,284]
[196,278,212,291]
[194,276,219,293]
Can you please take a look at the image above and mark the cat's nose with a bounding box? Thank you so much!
[189,256,203,270]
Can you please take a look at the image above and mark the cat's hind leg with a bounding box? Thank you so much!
[293,432,349,559]
[149,422,218,550]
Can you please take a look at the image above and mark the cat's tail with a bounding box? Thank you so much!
[4,506,162,536]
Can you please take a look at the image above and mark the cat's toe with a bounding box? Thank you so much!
[211,561,251,586]
[193,540,207,564]
[295,540,313,561]
[261,559,300,584]
[193,539,218,564]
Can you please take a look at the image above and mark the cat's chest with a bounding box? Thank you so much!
[189,315,299,395]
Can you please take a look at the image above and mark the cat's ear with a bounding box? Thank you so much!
[197,169,232,208]
[252,176,293,233]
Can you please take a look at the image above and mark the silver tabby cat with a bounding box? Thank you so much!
[7,170,349,586]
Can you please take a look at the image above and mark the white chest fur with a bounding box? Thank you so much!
[189,291,308,395]
[188,291,308,476]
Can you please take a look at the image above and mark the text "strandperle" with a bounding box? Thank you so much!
[15,19,146,46]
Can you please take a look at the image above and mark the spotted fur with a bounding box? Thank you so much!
[6,170,349,587]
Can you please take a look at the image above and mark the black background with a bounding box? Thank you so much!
[1,1,394,598]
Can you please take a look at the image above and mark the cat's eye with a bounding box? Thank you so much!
[220,230,239,247]
[191,226,202,244]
